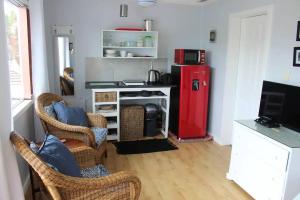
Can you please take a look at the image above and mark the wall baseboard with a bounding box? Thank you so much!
[208,132,230,146]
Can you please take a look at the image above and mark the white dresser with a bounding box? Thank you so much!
[227,120,300,200]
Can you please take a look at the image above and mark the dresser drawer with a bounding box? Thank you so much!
[238,124,289,172]
[256,163,286,200]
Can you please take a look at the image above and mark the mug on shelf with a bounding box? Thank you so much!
[120,50,127,57]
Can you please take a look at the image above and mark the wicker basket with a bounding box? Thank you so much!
[95,92,117,102]
[121,105,144,141]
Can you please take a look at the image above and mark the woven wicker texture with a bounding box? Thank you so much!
[35,93,107,164]
[10,132,141,200]
[63,67,74,82]
[95,92,117,102]
[120,105,144,141]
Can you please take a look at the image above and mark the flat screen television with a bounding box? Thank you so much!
[259,81,300,132]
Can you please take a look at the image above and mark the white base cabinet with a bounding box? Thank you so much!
[88,87,171,141]
[227,121,300,200]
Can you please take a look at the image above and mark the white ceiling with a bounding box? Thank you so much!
[160,0,217,6]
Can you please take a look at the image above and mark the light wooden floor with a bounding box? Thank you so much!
[104,137,253,200]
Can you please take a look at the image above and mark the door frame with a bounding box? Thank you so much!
[218,6,273,145]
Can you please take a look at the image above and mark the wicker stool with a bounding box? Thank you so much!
[121,105,144,141]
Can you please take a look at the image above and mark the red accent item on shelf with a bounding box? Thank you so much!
[115,28,144,31]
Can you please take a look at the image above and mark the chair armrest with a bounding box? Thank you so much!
[40,113,96,147]
[87,113,107,128]
[70,145,97,168]
[49,171,141,200]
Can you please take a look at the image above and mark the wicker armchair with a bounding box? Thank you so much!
[63,67,74,82]
[35,92,107,164]
[10,132,141,200]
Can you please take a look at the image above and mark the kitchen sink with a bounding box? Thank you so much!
[86,81,125,88]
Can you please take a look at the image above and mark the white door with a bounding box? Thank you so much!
[234,14,268,120]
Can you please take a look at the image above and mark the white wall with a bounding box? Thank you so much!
[43,0,300,145]
[43,0,202,107]
[13,105,35,189]
[30,0,50,142]
[0,0,25,199]
[199,0,300,144]
[0,0,49,198]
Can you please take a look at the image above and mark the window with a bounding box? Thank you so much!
[4,0,32,109]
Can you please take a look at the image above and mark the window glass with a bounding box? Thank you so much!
[4,0,32,109]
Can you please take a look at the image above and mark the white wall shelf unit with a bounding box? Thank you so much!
[102,46,156,49]
[101,30,158,59]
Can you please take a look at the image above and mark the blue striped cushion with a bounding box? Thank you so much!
[81,164,109,178]
[91,127,108,147]
[44,104,57,119]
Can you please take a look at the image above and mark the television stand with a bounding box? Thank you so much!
[227,120,300,200]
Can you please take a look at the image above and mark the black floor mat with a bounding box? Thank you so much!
[113,139,178,155]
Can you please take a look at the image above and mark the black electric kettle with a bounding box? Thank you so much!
[147,62,160,84]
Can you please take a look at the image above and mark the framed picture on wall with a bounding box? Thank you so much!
[293,47,300,67]
[297,21,300,41]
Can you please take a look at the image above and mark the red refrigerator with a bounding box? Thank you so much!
[170,65,210,139]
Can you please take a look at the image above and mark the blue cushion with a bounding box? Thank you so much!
[44,104,57,119]
[36,134,81,177]
[53,102,89,127]
[80,164,109,178]
[91,127,108,147]
[30,142,40,153]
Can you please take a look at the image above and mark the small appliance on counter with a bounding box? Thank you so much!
[147,61,160,85]
[175,49,206,65]
[170,65,210,140]
[159,73,172,85]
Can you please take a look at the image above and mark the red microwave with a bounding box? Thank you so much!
[175,49,205,65]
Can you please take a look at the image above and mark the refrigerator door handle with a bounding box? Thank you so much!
[192,79,200,91]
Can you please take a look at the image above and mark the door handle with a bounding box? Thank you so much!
[192,79,199,91]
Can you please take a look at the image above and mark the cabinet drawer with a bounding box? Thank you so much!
[95,92,117,102]
[238,124,289,172]
[256,163,286,200]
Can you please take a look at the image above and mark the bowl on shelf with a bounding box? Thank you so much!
[105,49,118,54]
[105,53,119,58]
[124,41,137,47]
[127,53,134,57]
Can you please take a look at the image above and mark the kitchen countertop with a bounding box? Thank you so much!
[85,81,174,89]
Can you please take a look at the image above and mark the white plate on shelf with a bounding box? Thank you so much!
[104,54,119,58]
